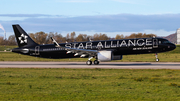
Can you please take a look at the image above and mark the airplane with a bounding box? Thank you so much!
[12,24,176,65]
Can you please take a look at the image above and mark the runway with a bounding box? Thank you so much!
[0,62,180,69]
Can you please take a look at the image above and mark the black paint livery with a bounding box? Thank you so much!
[12,25,176,65]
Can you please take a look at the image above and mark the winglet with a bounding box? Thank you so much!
[51,37,60,47]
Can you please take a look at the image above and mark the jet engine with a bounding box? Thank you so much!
[97,51,123,61]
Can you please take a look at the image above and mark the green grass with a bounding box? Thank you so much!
[0,46,17,51]
[1,68,180,100]
[0,45,180,100]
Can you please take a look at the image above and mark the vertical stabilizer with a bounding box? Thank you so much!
[12,24,38,48]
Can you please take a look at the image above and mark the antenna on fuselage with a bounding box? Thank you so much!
[89,37,93,42]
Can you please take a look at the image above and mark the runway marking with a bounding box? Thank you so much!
[0,62,180,69]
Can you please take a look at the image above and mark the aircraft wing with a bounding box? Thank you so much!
[51,37,98,57]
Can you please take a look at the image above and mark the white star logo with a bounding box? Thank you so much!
[18,33,28,44]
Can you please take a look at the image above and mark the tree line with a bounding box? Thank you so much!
[0,32,156,45]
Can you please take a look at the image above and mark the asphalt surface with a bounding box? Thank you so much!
[0,62,180,69]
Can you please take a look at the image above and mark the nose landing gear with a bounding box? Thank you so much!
[155,53,159,62]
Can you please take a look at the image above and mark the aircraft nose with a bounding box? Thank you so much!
[169,43,176,50]
[172,44,176,49]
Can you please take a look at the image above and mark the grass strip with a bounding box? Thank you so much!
[0,68,180,100]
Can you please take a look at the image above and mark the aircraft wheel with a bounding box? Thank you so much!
[94,60,99,65]
[86,60,92,65]
[156,58,159,62]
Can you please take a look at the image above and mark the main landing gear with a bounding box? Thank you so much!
[86,57,99,65]
[155,53,159,62]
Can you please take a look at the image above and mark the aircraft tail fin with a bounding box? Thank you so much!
[12,24,38,48]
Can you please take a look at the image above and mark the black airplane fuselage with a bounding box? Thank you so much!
[11,24,176,64]
[12,37,176,59]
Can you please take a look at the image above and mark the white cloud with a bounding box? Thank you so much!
[0,14,51,18]
[0,17,28,21]
[0,14,66,21]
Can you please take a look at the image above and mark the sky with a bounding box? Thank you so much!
[0,0,180,38]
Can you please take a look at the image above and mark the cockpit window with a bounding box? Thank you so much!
[162,40,171,44]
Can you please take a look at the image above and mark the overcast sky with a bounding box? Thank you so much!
[0,0,180,38]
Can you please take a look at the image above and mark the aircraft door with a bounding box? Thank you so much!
[35,46,40,55]
[153,39,158,48]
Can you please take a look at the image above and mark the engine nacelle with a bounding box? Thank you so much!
[98,51,112,61]
[97,51,123,61]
